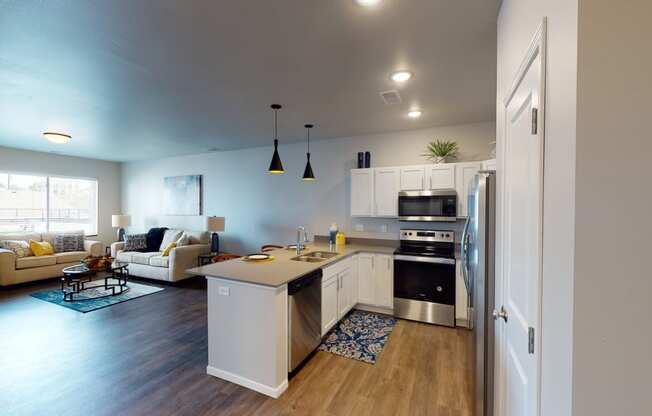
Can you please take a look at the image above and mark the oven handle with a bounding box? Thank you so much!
[461,216,471,294]
[394,255,455,265]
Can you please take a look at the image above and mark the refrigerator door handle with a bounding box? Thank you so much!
[461,215,471,295]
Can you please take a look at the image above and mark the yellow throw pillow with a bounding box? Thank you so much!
[29,240,54,256]
[162,242,177,257]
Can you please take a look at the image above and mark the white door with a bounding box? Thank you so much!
[374,254,393,308]
[495,22,545,416]
[350,169,374,216]
[350,255,359,305]
[455,162,482,217]
[321,275,339,336]
[374,167,400,217]
[400,166,425,190]
[357,253,375,305]
[428,164,456,189]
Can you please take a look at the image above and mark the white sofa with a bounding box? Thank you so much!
[0,232,103,286]
[110,230,210,282]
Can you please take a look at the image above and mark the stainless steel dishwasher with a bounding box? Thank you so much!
[288,269,322,373]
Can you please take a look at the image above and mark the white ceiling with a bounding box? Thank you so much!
[0,0,498,162]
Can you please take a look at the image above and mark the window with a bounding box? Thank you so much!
[0,173,98,235]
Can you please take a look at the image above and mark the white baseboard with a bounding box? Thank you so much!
[206,366,288,398]
[456,318,471,329]
[355,303,394,316]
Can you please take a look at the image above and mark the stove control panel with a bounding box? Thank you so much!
[399,229,455,243]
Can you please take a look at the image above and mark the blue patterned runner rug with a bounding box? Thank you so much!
[319,309,397,364]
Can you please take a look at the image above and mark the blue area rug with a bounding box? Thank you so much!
[319,310,397,364]
[31,279,164,313]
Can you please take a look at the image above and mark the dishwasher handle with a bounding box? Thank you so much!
[288,269,323,295]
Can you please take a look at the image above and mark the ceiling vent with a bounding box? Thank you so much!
[379,90,402,105]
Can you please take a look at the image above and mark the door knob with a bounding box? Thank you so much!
[493,306,508,322]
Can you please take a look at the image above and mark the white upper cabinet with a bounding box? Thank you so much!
[350,169,374,217]
[373,167,400,217]
[455,162,483,217]
[428,164,456,189]
[400,166,425,190]
[351,160,492,218]
[483,159,497,171]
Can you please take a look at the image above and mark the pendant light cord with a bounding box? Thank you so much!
[274,108,278,146]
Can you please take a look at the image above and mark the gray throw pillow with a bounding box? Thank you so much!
[124,233,147,252]
[53,234,85,253]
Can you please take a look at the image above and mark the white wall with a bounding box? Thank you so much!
[497,2,577,416]
[122,122,494,253]
[573,1,652,414]
[0,146,122,246]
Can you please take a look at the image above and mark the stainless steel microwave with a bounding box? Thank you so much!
[398,190,457,221]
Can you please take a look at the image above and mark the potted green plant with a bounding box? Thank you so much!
[422,139,459,163]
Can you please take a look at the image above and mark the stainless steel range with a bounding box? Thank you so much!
[393,229,456,327]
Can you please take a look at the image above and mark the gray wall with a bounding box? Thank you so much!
[574,1,652,414]
[0,146,122,246]
[122,122,494,253]
[497,1,577,415]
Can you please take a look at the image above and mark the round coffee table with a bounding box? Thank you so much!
[61,262,130,302]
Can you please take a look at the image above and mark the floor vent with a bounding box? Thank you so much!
[379,90,402,105]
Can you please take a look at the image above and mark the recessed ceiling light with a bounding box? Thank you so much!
[407,110,422,119]
[43,132,71,144]
[391,71,413,83]
[355,0,381,7]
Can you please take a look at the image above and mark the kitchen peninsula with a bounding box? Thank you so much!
[188,238,396,398]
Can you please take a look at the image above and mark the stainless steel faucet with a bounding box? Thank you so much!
[296,226,309,254]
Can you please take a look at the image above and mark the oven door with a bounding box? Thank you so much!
[393,255,456,326]
[398,190,457,221]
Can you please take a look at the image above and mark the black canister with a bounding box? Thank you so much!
[357,152,364,168]
[364,151,371,168]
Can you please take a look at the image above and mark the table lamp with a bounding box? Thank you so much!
[112,214,131,242]
[206,216,225,254]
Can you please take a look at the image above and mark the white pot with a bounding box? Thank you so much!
[434,156,447,164]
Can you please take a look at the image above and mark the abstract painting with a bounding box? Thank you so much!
[163,175,202,215]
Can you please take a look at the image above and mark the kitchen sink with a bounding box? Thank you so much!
[304,251,338,259]
[290,251,339,263]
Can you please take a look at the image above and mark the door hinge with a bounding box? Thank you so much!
[531,108,538,135]
[528,327,535,354]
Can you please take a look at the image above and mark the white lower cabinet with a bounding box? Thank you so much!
[374,254,394,308]
[320,253,393,336]
[356,253,393,309]
[321,273,339,336]
[321,259,356,336]
[357,253,375,305]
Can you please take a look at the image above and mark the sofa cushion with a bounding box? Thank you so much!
[54,251,88,264]
[124,234,147,251]
[0,232,41,243]
[42,230,84,246]
[0,240,33,258]
[146,227,168,252]
[131,252,161,265]
[116,251,139,263]
[149,255,170,268]
[185,231,210,245]
[159,229,183,251]
[29,240,54,256]
[15,255,57,269]
[53,233,85,253]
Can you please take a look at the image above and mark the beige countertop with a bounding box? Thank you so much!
[187,241,397,287]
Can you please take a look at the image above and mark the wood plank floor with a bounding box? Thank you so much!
[0,277,473,416]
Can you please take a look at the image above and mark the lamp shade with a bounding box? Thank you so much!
[206,216,225,232]
[112,214,131,228]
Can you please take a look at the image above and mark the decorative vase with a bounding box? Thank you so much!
[434,156,447,164]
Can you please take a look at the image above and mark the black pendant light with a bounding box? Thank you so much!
[268,104,284,174]
[302,124,315,180]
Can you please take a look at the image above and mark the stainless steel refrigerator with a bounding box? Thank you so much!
[461,171,496,416]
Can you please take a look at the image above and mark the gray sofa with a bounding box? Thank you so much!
[0,232,103,286]
[110,229,210,282]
